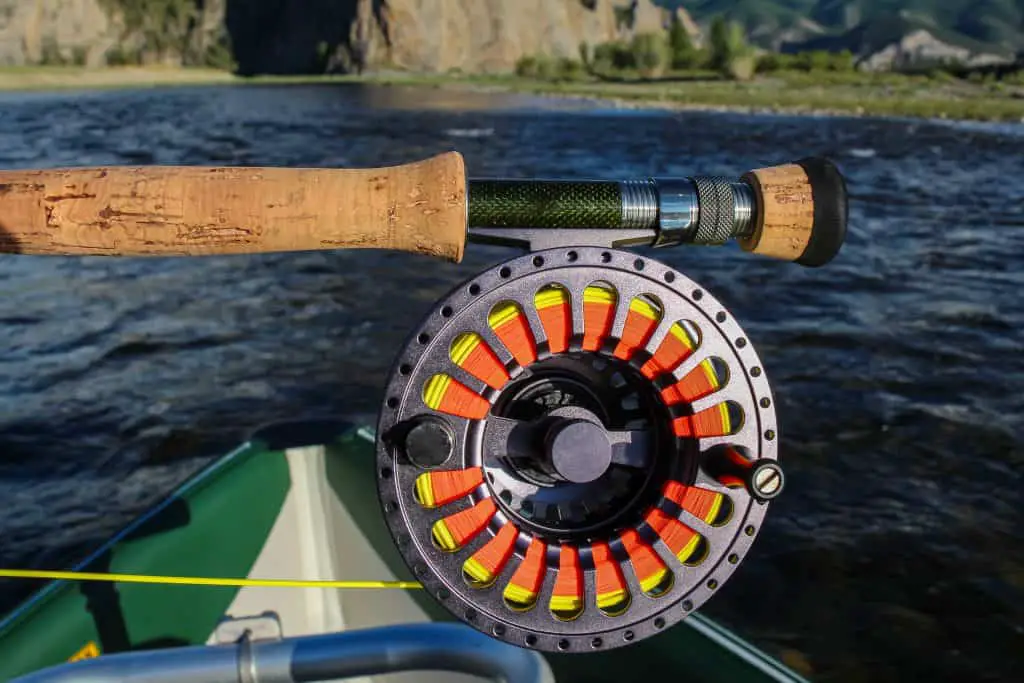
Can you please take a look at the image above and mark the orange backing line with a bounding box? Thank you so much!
[536,299,571,354]
[662,481,724,524]
[592,541,628,606]
[613,308,658,361]
[645,507,701,560]
[505,538,547,605]
[679,486,724,522]
[464,523,519,585]
[640,328,694,379]
[421,468,484,508]
[459,341,509,390]
[661,361,720,406]
[672,404,729,438]
[494,315,537,367]
[718,474,746,489]
[552,545,583,601]
[619,529,668,590]
[582,303,615,351]
[434,498,496,550]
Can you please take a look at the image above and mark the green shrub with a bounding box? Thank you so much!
[592,40,634,72]
[515,54,559,80]
[70,46,89,66]
[105,45,140,66]
[578,41,591,68]
[555,57,586,82]
[515,55,539,77]
[39,37,66,66]
[631,32,670,78]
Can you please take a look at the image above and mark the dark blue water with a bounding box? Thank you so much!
[0,84,1021,682]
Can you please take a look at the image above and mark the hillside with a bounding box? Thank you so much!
[1,0,1021,73]
[0,0,671,74]
[656,0,1024,56]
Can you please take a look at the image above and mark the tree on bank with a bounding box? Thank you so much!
[709,16,755,80]
[668,12,698,69]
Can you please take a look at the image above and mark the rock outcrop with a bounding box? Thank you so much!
[0,0,227,67]
[7,0,1008,76]
[857,28,1011,71]
[333,0,625,75]
[0,0,117,66]
[265,0,672,76]
[0,0,678,74]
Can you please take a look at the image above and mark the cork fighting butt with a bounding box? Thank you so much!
[0,152,469,262]
[739,157,848,267]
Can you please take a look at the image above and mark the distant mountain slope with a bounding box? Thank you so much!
[655,0,1024,56]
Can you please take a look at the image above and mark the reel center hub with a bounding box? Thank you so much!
[545,416,612,484]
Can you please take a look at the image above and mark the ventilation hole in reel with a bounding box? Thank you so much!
[672,400,744,439]
[640,320,701,380]
[423,374,489,420]
[582,282,617,352]
[550,545,584,622]
[614,294,663,361]
[503,539,546,612]
[620,393,640,412]
[661,357,730,406]
[705,445,753,491]
[450,333,510,390]
[430,499,496,552]
[463,524,518,589]
[413,468,484,509]
[620,530,674,598]
[708,496,734,527]
[489,301,537,366]
[593,541,631,617]
[534,284,571,354]
[609,372,627,389]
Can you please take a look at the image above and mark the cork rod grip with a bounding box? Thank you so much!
[738,157,848,267]
[0,151,468,262]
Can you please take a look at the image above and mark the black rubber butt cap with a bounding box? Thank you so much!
[794,157,848,268]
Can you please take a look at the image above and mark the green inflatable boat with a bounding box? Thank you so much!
[0,419,808,683]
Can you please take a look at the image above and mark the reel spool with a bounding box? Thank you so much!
[376,247,784,653]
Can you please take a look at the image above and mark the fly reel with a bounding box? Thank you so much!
[376,247,785,653]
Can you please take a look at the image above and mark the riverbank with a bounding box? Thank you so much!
[1,66,1022,123]
[0,66,236,91]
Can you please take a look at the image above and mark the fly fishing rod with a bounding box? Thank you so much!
[0,151,845,266]
[0,151,848,655]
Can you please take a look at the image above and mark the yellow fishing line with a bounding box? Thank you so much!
[0,569,422,590]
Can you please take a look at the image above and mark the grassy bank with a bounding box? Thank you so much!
[0,66,237,91]
[357,70,1024,123]
[1,66,1022,123]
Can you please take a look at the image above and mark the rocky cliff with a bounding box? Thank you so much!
[0,0,116,66]
[230,0,676,75]
[0,0,681,74]
[0,0,228,67]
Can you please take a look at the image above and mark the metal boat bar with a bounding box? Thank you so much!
[10,623,553,683]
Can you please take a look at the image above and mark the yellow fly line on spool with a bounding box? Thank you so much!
[0,569,423,590]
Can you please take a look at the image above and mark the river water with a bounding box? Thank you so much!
[0,84,1021,682]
